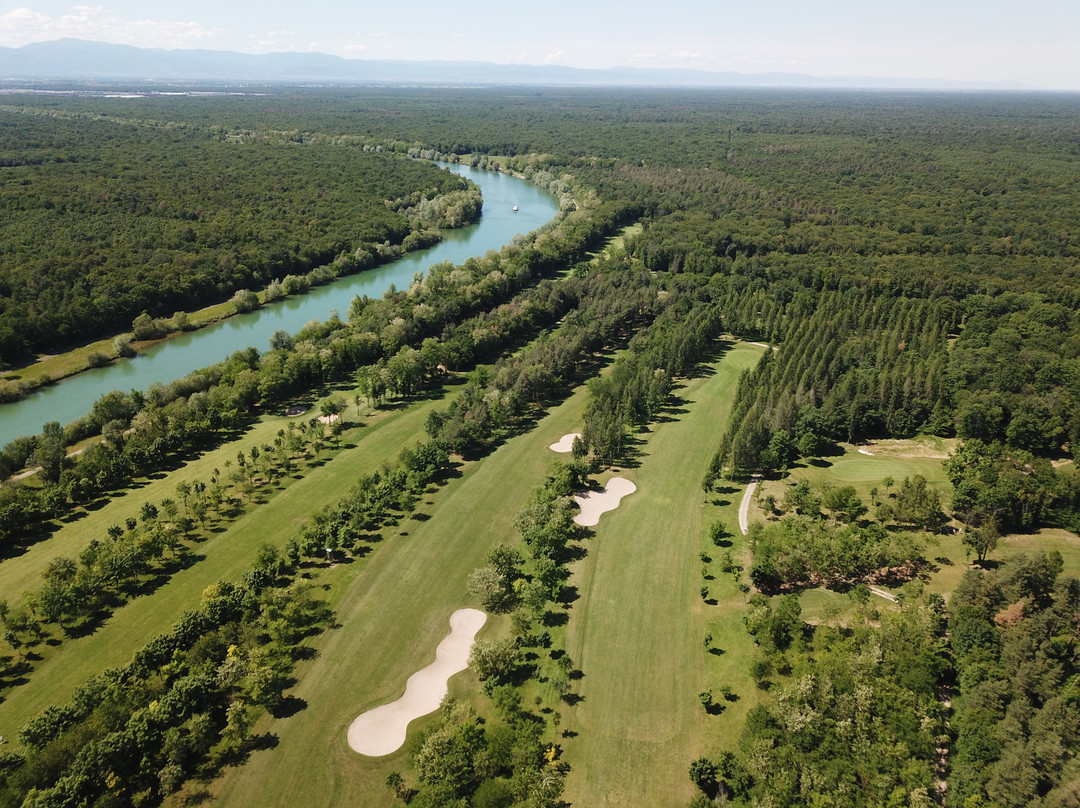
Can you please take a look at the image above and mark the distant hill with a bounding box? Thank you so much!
[0,39,1028,90]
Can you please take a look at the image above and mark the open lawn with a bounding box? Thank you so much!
[561,341,765,808]
[923,527,1080,600]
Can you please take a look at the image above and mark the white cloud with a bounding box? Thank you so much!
[0,6,222,49]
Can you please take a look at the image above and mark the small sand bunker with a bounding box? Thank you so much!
[347,608,487,757]
[857,447,874,455]
[285,405,307,417]
[317,413,340,426]
[549,432,582,453]
[573,477,637,526]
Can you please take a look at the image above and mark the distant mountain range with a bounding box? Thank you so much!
[0,39,1029,90]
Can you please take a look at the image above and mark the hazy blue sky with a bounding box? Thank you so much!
[2,1,1078,89]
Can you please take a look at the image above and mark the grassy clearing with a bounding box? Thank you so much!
[923,528,1080,600]
[561,342,765,808]
[751,444,952,532]
[208,379,596,806]
[747,440,1080,612]
[588,223,641,264]
[0,336,120,390]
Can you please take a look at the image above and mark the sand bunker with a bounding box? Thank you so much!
[549,432,582,453]
[347,608,487,756]
[573,477,637,526]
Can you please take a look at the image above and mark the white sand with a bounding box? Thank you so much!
[573,477,637,526]
[317,413,341,426]
[347,608,487,757]
[857,446,874,455]
[739,476,759,536]
[549,432,582,453]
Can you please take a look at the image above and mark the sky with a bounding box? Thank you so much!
[1,1,1078,90]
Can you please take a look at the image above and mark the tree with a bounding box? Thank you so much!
[113,333,135,357]
[821,485,866,523]
[689,757,719,796]
[877,475,943,530]
[31,421,66,483]
[467,547,521,613]
[231,289,260,313]
[962,524,999,563]
[783,479,820,517]
[468,639,520,690]
[269,329,295,352]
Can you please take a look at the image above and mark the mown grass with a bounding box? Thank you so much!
[923,527,1080,599]
[750,442,1080,610]
[208,375,596,806]
[0,386,452,733]
[752,444,951,533]
[560,342,765,808]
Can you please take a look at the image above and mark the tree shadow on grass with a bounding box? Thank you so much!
[270,695,307,719]
[542,610,569,627]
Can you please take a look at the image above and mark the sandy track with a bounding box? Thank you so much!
[347,608,487,756]
[738,475,760,535]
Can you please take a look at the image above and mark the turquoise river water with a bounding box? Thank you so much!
[0,164,558,447]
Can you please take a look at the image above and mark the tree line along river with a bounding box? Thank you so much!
[0,164,559,448]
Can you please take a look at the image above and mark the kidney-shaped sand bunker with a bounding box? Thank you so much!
[573,477,637,526]
[347,608,487,756]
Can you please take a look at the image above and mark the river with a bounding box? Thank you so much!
[0,164,558,448]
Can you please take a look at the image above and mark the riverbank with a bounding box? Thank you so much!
[0,162,560,450]
[0,181,483,406]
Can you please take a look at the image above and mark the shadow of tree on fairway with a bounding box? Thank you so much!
[270,695,307,719]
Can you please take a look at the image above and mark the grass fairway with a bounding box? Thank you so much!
[561,342,764,808]
[0,389,453,735]
[208,381,596,806]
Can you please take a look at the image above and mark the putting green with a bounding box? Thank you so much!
[827,456,928,483]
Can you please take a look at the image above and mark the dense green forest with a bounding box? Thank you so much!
[0,106,478,361]
[2,88,1080,807]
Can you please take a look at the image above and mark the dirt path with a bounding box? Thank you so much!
[738,475,760,535]
[868,585,898,603]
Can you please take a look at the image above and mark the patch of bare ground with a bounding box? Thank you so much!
[856,436,957,459]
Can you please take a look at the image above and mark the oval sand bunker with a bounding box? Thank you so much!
[549,432,582,453]
[348,608,487,756]
[573,476,637,526]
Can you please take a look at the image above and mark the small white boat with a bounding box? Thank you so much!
[512,205,518,212]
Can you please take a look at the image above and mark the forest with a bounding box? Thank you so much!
[0,107,479,362]
[0,87,1079,807]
